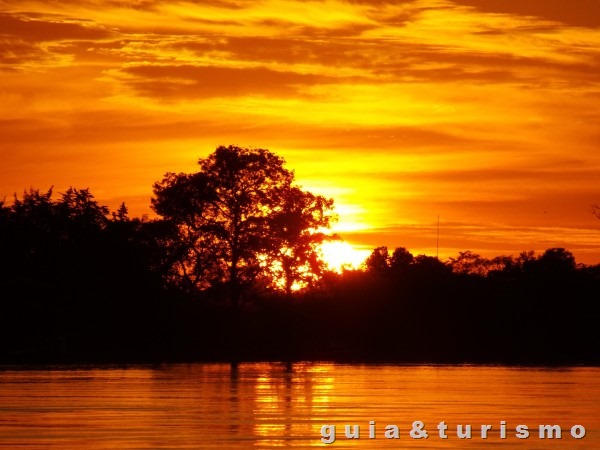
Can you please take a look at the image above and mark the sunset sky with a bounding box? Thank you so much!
[2,0,600,264]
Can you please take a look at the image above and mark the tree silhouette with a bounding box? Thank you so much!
[112,202,129,222]
[449,250,491,276]
[411,254,451,278]
[151,145,334,304]
[265,186,336,296]
[536,247,576,276]
[390,246,414,272]
[365,246,390,274]
[57,187,109,229]
[365,246,416,276]
[2,164,599,364]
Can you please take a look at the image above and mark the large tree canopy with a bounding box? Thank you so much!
[265,185,336,295]
[151,145,335,303]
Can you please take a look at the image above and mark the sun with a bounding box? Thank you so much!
[320,241,370,272]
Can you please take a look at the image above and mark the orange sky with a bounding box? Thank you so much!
[1,0,600,264]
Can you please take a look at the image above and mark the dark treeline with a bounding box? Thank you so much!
[1,146,599,365]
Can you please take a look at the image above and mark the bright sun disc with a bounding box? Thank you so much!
[320,241,369,272]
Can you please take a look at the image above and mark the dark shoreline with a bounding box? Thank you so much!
[3,183,599,372]
[2,359,599,371]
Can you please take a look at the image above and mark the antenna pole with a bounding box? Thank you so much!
[436,214,440,259]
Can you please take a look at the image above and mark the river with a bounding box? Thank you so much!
[0,364,598,448]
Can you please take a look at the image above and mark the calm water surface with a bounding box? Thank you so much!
[0,364,598,449]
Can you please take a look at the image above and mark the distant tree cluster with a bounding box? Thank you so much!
[1,146,599,364]
[330,245,599,363]
[364,246,581,279]
[0,185,174,361]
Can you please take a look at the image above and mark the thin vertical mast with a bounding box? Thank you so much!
[436,214,440,259]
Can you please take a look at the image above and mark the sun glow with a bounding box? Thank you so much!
[2,0,600,264]
[320,241,370,272]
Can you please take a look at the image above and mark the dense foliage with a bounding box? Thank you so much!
[1,147,598,364]
[151,145,335,301]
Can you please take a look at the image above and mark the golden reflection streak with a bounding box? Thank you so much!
[250,363,334,447]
